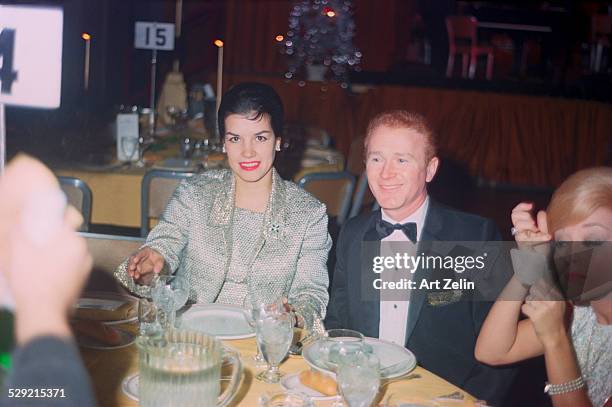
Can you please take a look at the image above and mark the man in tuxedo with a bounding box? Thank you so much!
[326,110,516,405]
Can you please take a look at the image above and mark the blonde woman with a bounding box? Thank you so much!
[114,83,331,329]
[476,167,612,407]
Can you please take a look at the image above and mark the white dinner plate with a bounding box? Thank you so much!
[179,303,255,340]
[121,373,139,401]
[302,337,416,380]
[74,291,138,325]
[280,372,338,401]
[76,328,136,350]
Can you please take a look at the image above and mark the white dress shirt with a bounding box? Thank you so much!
[378,196,429,346]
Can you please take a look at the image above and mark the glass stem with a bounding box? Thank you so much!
[268,365,279,378]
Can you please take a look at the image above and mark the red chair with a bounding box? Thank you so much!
[446,16,494,80]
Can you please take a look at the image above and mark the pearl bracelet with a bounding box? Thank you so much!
[544,376,585,395]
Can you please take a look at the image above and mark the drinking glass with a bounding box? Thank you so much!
[121,137,139,162]
[167,274,189,311]
[245,293,285,366]
[138,298,161,336]
[322,329,366,407]
[255,308,294,383]
[137,329,242,407]
[242,298,267,367]
[337,352,380,407]
[150,274,190,330]
[322,329,365,367]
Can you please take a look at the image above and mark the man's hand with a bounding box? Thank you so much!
[7,207,93,344]
[0,155,93,344]
[127,247,164,285]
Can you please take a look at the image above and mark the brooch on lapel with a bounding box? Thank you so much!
[426,289,463,306]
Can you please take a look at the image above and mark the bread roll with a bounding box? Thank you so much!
[72,320,122,346]
[299,370,337,396]
[74,300,135,322]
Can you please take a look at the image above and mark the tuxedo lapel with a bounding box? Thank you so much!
[405,201,444,343]
[354,212,381,338]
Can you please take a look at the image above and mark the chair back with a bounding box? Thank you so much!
[80,232,145,291]
[592,15,612,41]
[141,169,195,237]
[348,172,378,219]
[346,135,365,175]
[446,16,478,49]
[297,171,355,225]
[59,176,92,232]
[304,126,331,148]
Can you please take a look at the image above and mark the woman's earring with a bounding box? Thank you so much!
[222,144,226,153]
[275,144,281,152]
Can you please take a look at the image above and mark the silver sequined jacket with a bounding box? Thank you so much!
[114,168,331,329]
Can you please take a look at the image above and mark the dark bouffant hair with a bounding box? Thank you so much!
[218,82,284,138]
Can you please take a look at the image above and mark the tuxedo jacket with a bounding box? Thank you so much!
[325,200,517,405]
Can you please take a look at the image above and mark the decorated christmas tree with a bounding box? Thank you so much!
[283,0,362,86]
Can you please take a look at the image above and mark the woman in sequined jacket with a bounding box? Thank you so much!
[114,83,331,329]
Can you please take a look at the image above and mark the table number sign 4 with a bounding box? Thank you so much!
[0,6,63,108]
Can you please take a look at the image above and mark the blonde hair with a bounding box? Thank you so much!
[364,110,437,162]
[547,167,612,233]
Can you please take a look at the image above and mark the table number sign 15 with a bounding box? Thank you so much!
[134,22,175,51]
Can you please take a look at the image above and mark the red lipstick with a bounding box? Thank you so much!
[239,161,260,171]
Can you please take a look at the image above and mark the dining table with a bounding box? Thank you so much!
[78,326,479,407]
[55,146,344,229]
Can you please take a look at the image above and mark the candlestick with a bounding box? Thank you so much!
[82,33,91,91]
[214,39,224,116]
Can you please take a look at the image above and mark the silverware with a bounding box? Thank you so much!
[381,372,421,386]
[437,391,464,400]
[288,332,319,356]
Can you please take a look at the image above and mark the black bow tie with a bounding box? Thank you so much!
[375,219,417,243]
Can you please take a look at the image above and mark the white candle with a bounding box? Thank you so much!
[214,39,224,114]
[82,33,91,91]
[175,0,183,38]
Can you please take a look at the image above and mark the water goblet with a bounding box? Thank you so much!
[337,351,380,407]
[137,298,161,336]
[322,329,365,367]
[151,276,177,330]
[167,274,189,311]
[255,308,294,383]
[243,298,267,367]
[322,329,366,407]
[245,294,285,366]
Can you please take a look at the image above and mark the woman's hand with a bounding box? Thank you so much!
[521,283,567,348]
[511,202,552,248]
[510,203,553,286]
[127,247,165,285]
[282,297,304,328]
